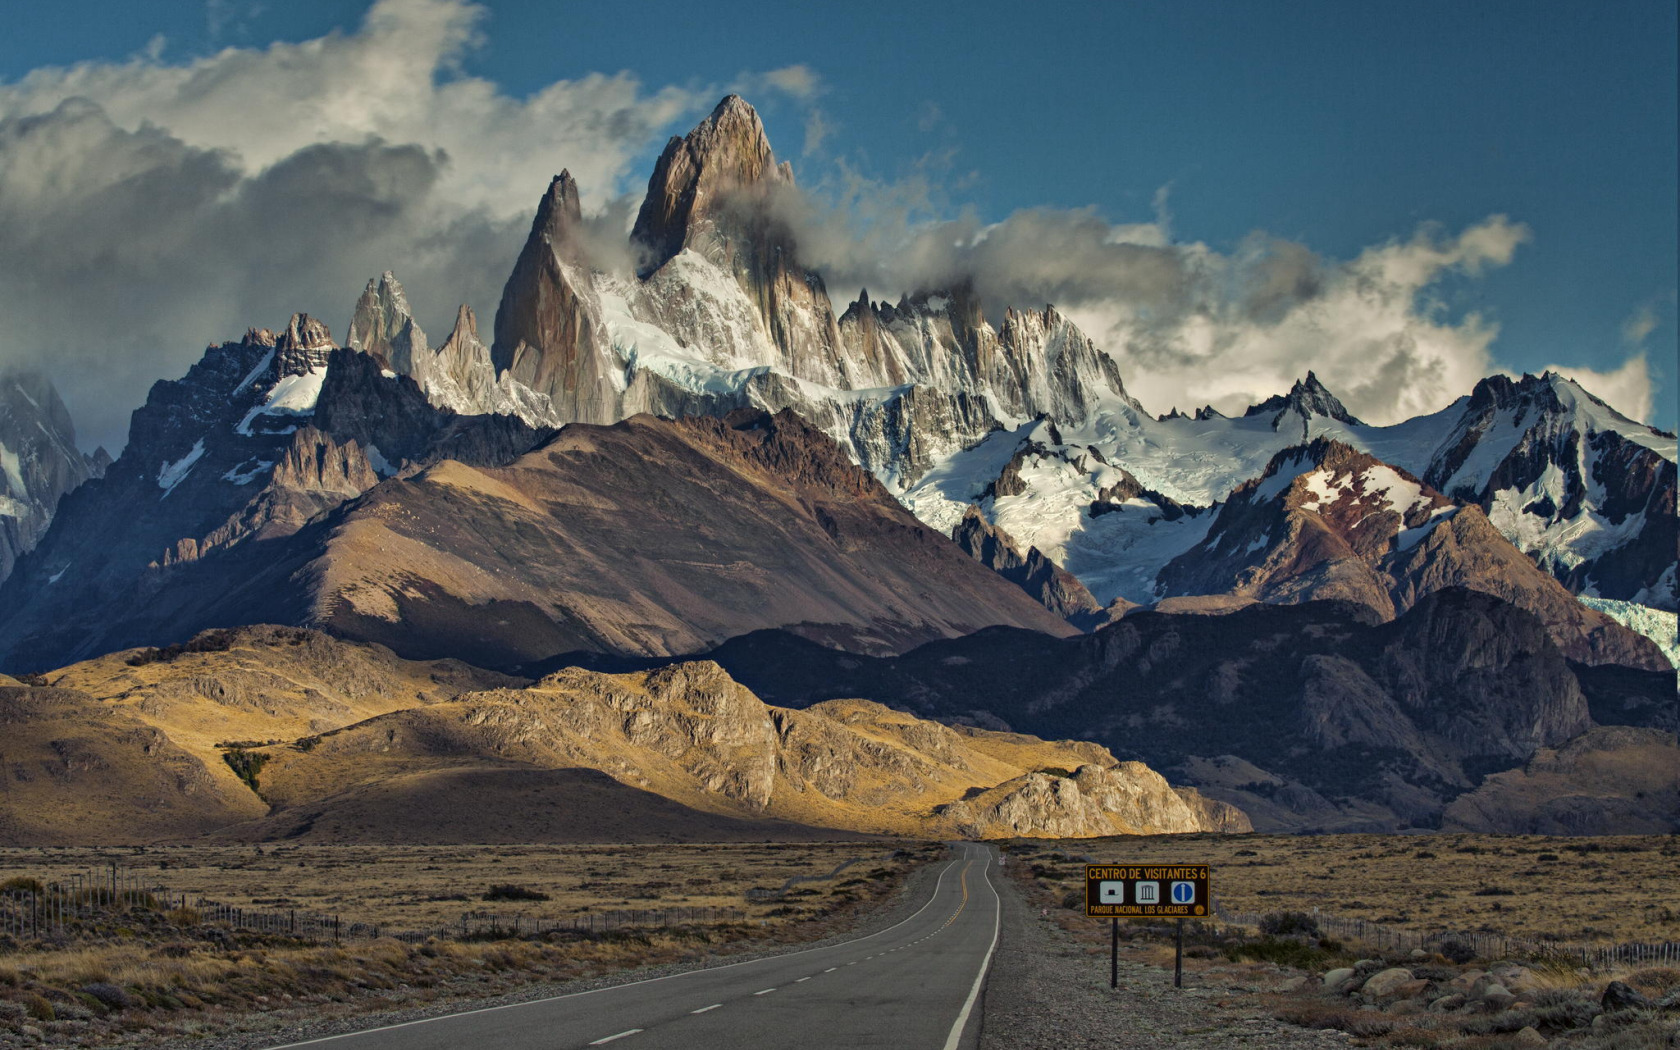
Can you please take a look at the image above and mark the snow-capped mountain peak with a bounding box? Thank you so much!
[1244,370,1365,433]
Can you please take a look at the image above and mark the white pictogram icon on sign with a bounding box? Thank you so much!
[1134,882,1160,904]
[1099,881,1124,904]
[1171,881,1196,904]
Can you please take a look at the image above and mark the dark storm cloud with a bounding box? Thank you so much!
[0,99,524,451]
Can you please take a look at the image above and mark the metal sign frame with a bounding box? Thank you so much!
[1084,864,1210,918]
[1084,864,1211,990]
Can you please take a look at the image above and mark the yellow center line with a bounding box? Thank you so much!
[940,861,972,928]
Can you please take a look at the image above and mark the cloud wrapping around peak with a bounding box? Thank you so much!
[776,170,1545,424]
[0,0,1656,451]
[0,0,807,451]
[1547,356,1654,426]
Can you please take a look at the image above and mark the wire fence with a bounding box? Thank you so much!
[1212,902,1680,970]
[0,864,745,947]
[745,849,904,901]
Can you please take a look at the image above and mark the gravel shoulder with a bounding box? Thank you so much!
[978,860,1350,1050]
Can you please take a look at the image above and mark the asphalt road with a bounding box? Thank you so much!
[267,842,1002,1050]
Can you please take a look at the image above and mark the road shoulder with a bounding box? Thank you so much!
[978,859,1350,1049]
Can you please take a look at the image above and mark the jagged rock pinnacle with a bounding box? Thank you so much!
[275,314,336,376]
[491,170,610,411]
[1244,370,1363,428]
[346,271,427,375]
[630,95,783,275]
[532,170,585,260]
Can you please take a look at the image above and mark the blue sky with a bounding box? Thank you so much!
[0,0,1673,446]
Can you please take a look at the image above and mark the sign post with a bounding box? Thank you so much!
[1085,864,1210,991]
[1110,916,1118,989]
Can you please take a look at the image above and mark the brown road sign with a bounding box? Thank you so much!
[1085,864,1210,918]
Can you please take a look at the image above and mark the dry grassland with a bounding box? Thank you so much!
[0,842,937,1047]
[1004,838,1680,1050]
[1009,832,1680,945]
[0,841,917,931]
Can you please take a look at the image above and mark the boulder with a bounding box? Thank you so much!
[1429,993,1468,1013]
[1323,967,1356,992]
[1493,964,1539,993]
[1602,980,1651,1013]
[1361,967,1421,998]
[1511,1026,1547,1048]
[1484,988,1518,1011]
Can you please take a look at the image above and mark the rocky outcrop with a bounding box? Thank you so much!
[346,271,426,376]
[491,171,619,421]
[1442,726,1680,835]
[680,588,1669,832]
[1244,371,1364,434]
[0,318,552,673]
[6,628,1244,843]
[0,370,104,584]
[274,313,336,375]
[1174,785,1266,834]
[952,505,1113,628]
[1157,438,1670,669]
[1415,372,1676,610]
[236,654,1242,841]
[939,763,1252,839]
[3,407,1076,674]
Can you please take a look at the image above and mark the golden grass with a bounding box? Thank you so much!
[1005,844,1680,1050]
[0,842,938,1043]
[0,841,925,931]
[1008,831,1680,944]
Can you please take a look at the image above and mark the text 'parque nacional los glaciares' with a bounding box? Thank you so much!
[1085,865,1211,918]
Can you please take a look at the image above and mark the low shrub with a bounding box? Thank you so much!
[221,748,271,794]
[1259,911,1321,938]
[482,885,549,902]
[126,633,226,665]
[1225,936,1335,970]
[79,983,131,1011]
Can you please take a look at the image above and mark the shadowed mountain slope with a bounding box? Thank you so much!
[644,589,1675,832]
[0,626,1242,844]
[2,408,1076,675]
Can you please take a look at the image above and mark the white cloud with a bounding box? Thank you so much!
[1621,304,1659,347]
[0,0,697,220]
[1547,355,1654,425]
[775,166,1534,425]
[0,0,1651,450]
[761,64,823,102]
[802,108,831,157]
[0,0,769,450]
